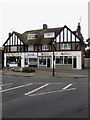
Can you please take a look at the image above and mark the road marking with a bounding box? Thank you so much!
[24,83,63,85]
[25,83,49,96]
[0,83,33,93]
[0,83,13,87]
[62,84,72,90]
[28,88,76,97]
[0,87,1,90]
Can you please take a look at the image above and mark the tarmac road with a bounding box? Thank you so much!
[1,74,88,118]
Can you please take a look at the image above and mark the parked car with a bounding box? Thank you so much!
[9,62,18,67]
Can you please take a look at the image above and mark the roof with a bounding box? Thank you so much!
[3,25,84,46]
[15,27,63,45]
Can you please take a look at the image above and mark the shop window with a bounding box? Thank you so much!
[64,56,72,64]
[29,58,37,66]
[39,57,46,65]
[56,56,63,64]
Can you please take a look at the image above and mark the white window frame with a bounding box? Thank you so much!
[42,45,49,51]
[28,45,34,51]
[60,43,71,50]
[27,33,35,40]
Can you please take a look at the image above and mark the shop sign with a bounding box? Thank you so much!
[40,52,51,56]
[61,52,70,55]
[6,53,21,56]
[25,53,37,58]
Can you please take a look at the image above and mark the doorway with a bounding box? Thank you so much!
[47,58,50,67]
[73,57,77,68]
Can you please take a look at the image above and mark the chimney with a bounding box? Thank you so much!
[76,22,81,36]
[8,33,11,38]
[43,24,48,29]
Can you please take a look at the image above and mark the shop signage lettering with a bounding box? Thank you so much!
[25,53,37,58]
[61,53,70,55]
[6,53,21,56]
[40,52,51,56]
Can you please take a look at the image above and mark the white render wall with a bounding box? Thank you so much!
[4,53,6,67]
[21,53,25,67]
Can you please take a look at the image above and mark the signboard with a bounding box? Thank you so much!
[6,53,21,56]
[44,32,55,38]
[39,52,52,56]
[25,53,37,58]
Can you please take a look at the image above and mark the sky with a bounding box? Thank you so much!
[0,0,89,47]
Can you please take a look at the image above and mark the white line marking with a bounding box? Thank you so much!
[25,83,49,96]
[0,87,1,90]
[0,83,33,93]
[62,84,72,90]
[28,88,76,97]
[24,83,63,85]
[0,83,13,87]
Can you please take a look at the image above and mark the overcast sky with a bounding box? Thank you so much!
[0,0,88,47]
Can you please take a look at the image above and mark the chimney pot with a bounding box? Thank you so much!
[43,24,48,29]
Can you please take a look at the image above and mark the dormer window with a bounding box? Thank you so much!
[27,33,36,40]
[44,32,55,38]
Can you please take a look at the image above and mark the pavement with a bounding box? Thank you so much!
[1,67,89,78]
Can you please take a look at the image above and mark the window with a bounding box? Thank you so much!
[29,58,37,65]
[56,56,63,64]
[64,56,72,64]
[42,45,49,51]
[39,57,46,65]
[28,45,34,51]
[56,56,72,64]
[27,33,36,40]
[60,43,71,50]
[11,46,17,52]
[44,32,55,38]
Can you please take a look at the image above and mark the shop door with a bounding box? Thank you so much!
[73,57,77,68]
[47,58,50,67]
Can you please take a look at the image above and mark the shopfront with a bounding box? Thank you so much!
[37,51,82,69]
[4,53,22,67]
[24,52,37,67]
[38,52,52,68]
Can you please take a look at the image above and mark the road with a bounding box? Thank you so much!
[1,74,88,118]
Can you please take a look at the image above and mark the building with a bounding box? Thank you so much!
[0,47,4,69]
[3,23,85,69]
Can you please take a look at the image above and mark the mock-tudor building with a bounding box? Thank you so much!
[3,23,85,69]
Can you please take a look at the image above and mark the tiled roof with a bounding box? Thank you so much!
[14,27,63,45]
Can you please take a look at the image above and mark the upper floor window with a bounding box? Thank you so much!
[60,43,71,50]
[44,32,55,38]
[27,33,36,40]
[10,46,17,52]
[28,45,34,51]
[42,45,49,51]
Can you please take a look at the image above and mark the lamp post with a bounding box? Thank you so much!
[52,41,55,76]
